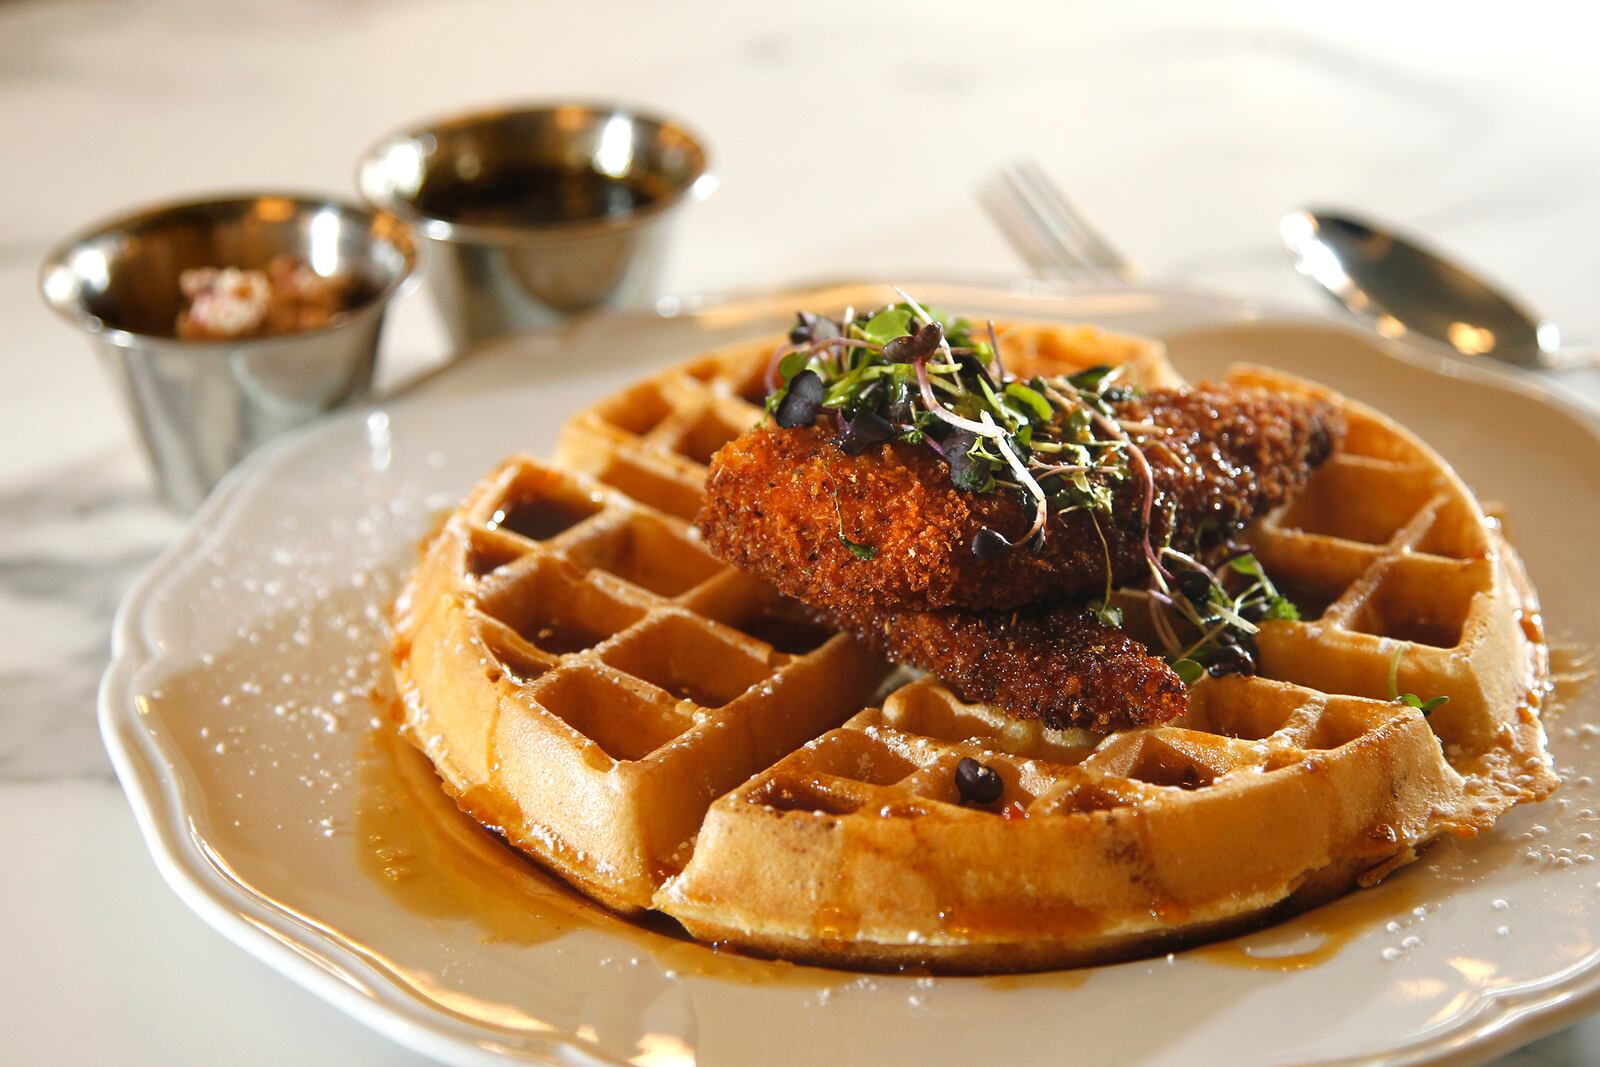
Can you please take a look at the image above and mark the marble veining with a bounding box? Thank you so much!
[0,453,174,783]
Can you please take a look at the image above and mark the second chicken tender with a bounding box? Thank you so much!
[816,599,1187,731]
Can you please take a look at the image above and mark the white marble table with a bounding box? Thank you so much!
[3,1,1598,1062]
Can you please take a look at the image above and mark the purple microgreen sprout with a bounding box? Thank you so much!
[982,410,1050,545]
[914,357,1002,439]
[835,409,894,455]
[986,319,1006,381]
[893,285,955,363]
[775,370,826,428]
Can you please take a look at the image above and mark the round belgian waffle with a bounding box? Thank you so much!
[391,318,1555,971]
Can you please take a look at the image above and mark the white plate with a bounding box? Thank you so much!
[102,280,1600,1067]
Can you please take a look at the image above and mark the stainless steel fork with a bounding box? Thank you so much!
[980,160,1135,283]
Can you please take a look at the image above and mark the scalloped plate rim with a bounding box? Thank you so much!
[99,276,1600,1067]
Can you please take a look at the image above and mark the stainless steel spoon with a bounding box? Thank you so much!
[1280,209,1593,369]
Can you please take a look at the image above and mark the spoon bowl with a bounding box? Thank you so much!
[1280,209,1563,369]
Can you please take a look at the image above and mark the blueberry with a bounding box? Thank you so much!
[1175,568,1213,603]
[971,527,1012,560]
[835,409,894,455]
[955,757,1004,805]
[775,370,826,429]
[1207,644,1256,677]
[1240,599,1271,623]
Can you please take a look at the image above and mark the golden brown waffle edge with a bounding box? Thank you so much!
[391,318,1555,970]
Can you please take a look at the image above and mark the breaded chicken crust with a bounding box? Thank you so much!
[818,600,1187,731]
[697,387,1341,613]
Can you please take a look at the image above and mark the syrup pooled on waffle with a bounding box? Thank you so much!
[392,316,1554,972]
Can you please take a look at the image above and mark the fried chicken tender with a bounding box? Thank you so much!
[694,383,1339,730]
[817,600,1187,731]
[697,386,1341,613]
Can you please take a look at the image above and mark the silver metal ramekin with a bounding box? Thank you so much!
[40,193,417,511]
[356,102,714,350]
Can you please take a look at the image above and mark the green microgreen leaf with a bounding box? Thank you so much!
[842,536,878,561]
[947,438,993,492]
[1228,553,1264,579]
[822,363,893,409]
[1068,364,1114,391]
[1171,658,1205,685]
[1263,596,1300,622]
[975,375,1011,427]
[823,460,877,561]
[1062,405,1092,441]
[1088,599,1122,628]
[778,351,807,384]
[1399,693,1449,714]
[1386,641,1447,714]
[862,307,914,347]
[1004,382,1054,422]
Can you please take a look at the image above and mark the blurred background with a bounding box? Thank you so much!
[8,0,1600,474]
[2,1,1597,1063]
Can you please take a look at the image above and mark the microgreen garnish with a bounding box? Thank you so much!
[766,288,1306,673]
[766,294,1135,554]
[840,535,878,561]
[1086,510,1121,627]
[1143,548,1303,683]
[821,460,877,562]
[841,534,878,561]
[1387,643,1449,715]
[1089,600,1124,628]
[775,369,826,429]
[1170,659,1206,685]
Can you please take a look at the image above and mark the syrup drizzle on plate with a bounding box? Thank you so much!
[356,721,1429,987]
[354,724,848,987]
[1549,642,1597,718]
[1188,882,1422,972]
